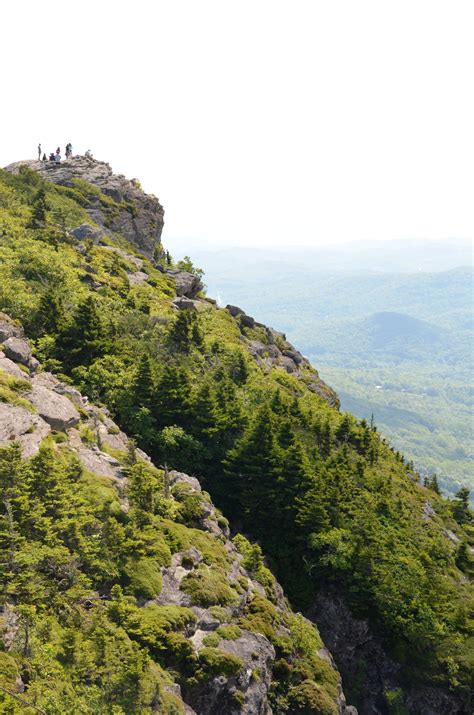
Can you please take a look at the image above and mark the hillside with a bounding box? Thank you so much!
[0,314,349,714]
[195,252,473,497]
[0,158,473,713]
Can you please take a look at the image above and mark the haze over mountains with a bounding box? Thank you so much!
[182,239,474,497]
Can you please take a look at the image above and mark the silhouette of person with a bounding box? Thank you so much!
[38,143,41,160]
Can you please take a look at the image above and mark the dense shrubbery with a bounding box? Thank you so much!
[0,166,472,711]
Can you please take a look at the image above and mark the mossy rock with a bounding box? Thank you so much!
[181,565,239,606]
[287,679,338,715]
[124,556,163,599]
[202,632,220,647]
[196,647,243,680]
[216,624,242,640]
[240,595,279,640]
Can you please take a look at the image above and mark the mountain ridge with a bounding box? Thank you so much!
[0,158,472,713]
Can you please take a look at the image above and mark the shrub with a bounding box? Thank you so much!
[0,652,19,688]
[197,647,243,680]
[287,679,337,715]
[123,557,163,599]
[216,625,241,640]
[202,632,220,647]
[181,565,239,606]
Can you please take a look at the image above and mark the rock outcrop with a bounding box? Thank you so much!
[225,305,340,409]
[309,591,463,715]
[167,269,204,298]
[5,156,164,260]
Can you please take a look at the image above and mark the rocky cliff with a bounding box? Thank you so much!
[5,156,164,260]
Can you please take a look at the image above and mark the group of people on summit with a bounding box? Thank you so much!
[37,142,73,163]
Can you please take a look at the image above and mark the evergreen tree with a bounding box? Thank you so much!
[31,289,63,336]
[131,355,155,411]
[452,487,471,525]
[335,414,352,444]
[224,406,280,533]
[153,364,190,429]
[56,296,107,368]
[28,187,48,228]
[166,311,193,353]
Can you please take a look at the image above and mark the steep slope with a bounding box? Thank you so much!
[0,313,349,713]
[0,160,473,713]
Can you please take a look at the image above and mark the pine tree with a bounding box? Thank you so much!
[190,382,219,439]
[32,290,63,336]
[131,355,155,411]
[153,364,190,429]
[452,488,471,525]
[223,406,280,533]
[28,187,48,229]
[166,311,193,353]
[56,296,106,368]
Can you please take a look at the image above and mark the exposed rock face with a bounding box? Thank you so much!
[0,352,27,379]
[5,157,164,260]
[0,403,50,458]
[309,591,463,715]
[70,223,105,243]
[186,630,275,715]
[226,305,340,409]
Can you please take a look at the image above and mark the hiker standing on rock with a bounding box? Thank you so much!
[65,142,73,159]
[37,143,41,160]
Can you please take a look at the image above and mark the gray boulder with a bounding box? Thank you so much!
[70,223,104,243]
[282,348,303,364]
[128,270,149,285]
[240,314,255,329]
[3,337,32,367]
[0,403,50,458]
[28,384,80,431]
[169,470,202,493]
[226,305,245,318]
[0,318,23,343]
[167,270,203,298]
[172,297,198,311]
[0,353,29,379]
[279,356,298,374]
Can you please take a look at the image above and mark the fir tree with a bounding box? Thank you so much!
[56,296,107,368]
[28,187,48,229]
[224,406,280,533]
[452,487,471,525]
[153,364,190,429]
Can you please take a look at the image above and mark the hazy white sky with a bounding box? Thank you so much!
[1,0,473,250]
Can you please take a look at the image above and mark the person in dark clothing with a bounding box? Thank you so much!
[38,143,41,160]
[42,153,47,161]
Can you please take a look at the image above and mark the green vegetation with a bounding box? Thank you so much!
[180,565,240,606]
[199,250,473,499]
[0,165,472,712]
[0,369,34,410]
